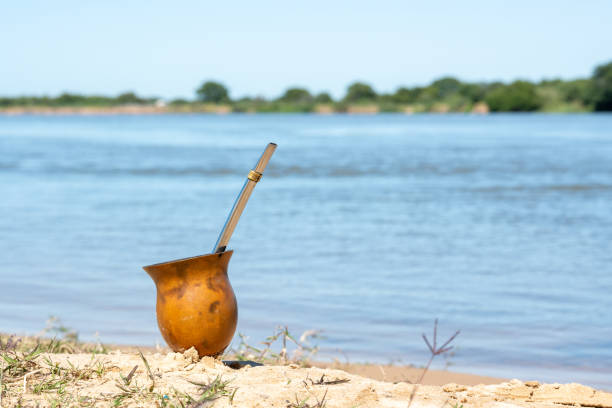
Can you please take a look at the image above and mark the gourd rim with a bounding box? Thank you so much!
[142,249,233,269]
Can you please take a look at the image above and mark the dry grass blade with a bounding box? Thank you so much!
[139,349,156,392]
[304,374,350,386]
[184,375,236,407]
[286,388,328,408]
[2,317,108,355]
[1,342,42,379]
[228,326,320,366]
[124,365,138,386]
[286,394,311,408]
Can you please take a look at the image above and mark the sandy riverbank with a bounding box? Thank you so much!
[1,348,611,407]
[109,343,506,386]
[312,361,506,386]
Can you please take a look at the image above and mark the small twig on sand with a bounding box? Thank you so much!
[23,369,42,393]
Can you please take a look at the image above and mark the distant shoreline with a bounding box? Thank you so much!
[0,104,577,116]
[4,104,612,117]
[3,60,611,114]
[0,104,489,115]
[0,105,171,116]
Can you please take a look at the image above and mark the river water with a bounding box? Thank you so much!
[1,113,611,388]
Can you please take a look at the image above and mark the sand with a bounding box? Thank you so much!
[2,349,611,407]
[312,362,507,386]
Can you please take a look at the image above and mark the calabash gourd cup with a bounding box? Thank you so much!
[143,143,276,357]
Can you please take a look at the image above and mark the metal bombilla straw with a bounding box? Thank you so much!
[213,143,277,253]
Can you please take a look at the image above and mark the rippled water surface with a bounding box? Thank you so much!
[1,114,611,388]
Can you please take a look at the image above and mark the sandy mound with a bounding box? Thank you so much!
[3,350,611,407]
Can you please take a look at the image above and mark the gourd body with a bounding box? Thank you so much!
[143,251,237,357]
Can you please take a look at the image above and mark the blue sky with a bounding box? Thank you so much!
[2,0,611,100]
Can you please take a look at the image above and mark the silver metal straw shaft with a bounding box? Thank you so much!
[213,143,277,253]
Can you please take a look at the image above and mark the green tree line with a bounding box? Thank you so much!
[2,61,611,113]
[0,92,157,109]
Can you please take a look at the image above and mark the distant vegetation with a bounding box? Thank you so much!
[0,92,157,108]
[2,61,612,114]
